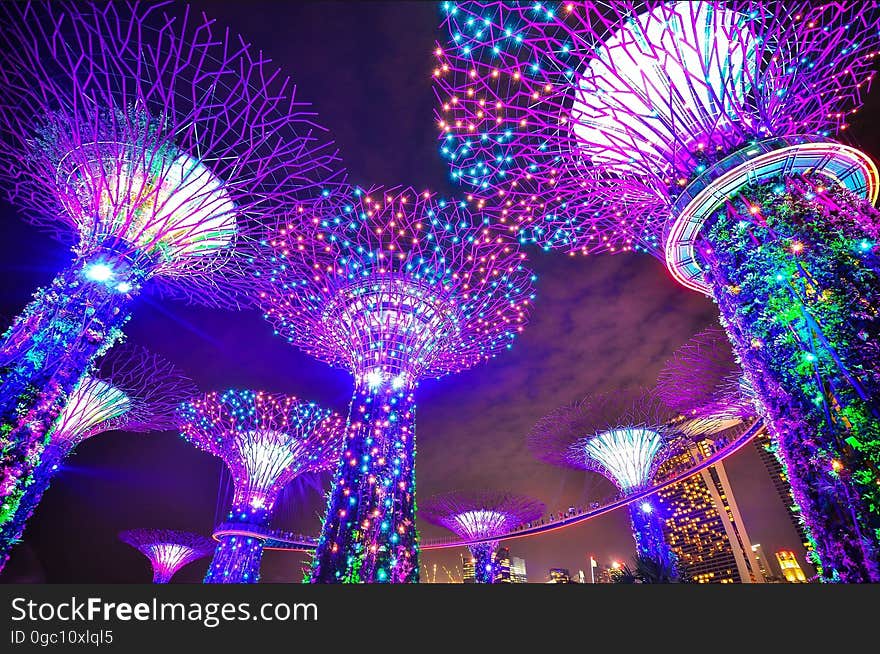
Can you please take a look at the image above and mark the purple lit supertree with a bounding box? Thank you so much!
[436,1,880,581]
[656,326,757,436]
[657,327,814,557]
[177,390,345,583]
[260,185,536,583]
[0,0,342,535]
[420,490,544,583]
[528,389,684,568]
[119,529,214,584]
[0,345,196,569]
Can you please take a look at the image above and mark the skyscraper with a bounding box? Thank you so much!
[753,431,811,551]
[656,440,761,583]
[776,551,808,583]
[461,552,476,584]
[495,547,511,583]
[751,544,778,583]
[510,556,527,584]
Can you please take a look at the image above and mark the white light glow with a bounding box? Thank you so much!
[453,510,509,539]
[571,1,755,176]
[53,377,131,446]
[580,427,664,491]
[84,262,114,282]
[67,144,237,263]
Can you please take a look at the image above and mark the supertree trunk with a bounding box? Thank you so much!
[311,384,419,583]
[470,541,498,584]
[0,258,135,531]
[152,569,174,584]
[204,504,269,584]
[0,444,70,567]
[628,497,674,568]
[697,174,880,582]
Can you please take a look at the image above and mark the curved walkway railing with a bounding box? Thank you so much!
[215,418,764,553]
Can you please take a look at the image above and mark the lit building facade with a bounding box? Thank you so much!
[776,550,808,583]
[657,441,761,583]
[548,568,572,584]
[751,544,778,583]
[461,552,476,584]
[510,556,527,584]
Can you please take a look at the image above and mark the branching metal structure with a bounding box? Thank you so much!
[0,0,343,535]
[177,390,345,583]
[657,326,757,436]
[119,528,214,583]
[0,345,195,569]
[436,0,880,582]
[529,389,684,567]
[420,490,543,583]
[260,185,536,582]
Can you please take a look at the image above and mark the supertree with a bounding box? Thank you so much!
[435,1,880,581]
[176,390,345,583]
[528,389,684,568]
[0,1,342,535]
[260,185,536,582]
[420,490,543,583]
[0,345,196,569]
[656,326,758,436]
[119,529,214,583]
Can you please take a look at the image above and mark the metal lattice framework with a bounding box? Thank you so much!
[177,390,344,513]
[433,1,879,254]
[528,388,685,491]
[261,185,536,382]
[260,184,536,583]
[0,0,344,307]
[421,489,543,583]
[0,0,343,550]
[0,345,195,568]
[656,327,757,433]
[51,344,197,452]
[119,528,214,583]
[421,490,544,539]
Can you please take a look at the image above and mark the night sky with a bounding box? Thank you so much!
[2,1,878,584]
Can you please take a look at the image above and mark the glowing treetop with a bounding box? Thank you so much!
[49,345,197,457]
[261,185,536,383]
[656,326,757,432]
[421,490,544,540]
[0,0,343,307]
[529,389,683,492]
[434,1,879,254]
[421,490,544,583]
[119,529,215,583]
[177,390,345,515]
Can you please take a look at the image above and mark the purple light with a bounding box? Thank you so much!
[437,0,880,582]
[0,0,343,557]
[421,490,544,583]
[177,390,345,583]
[260,185,537,583]
[119,529,214,584]
[657,326,757,435]
[0,345,196,567]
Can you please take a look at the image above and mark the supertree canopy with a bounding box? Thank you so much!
[420,490,544,583]
[119,529,215,584]
[436,1,880,582]
[0,0,342,539]
[260,185,536,582]
[177,390,345,583]
[529,389,683,567]
[656,326,758,436]
[0,345,196,570]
